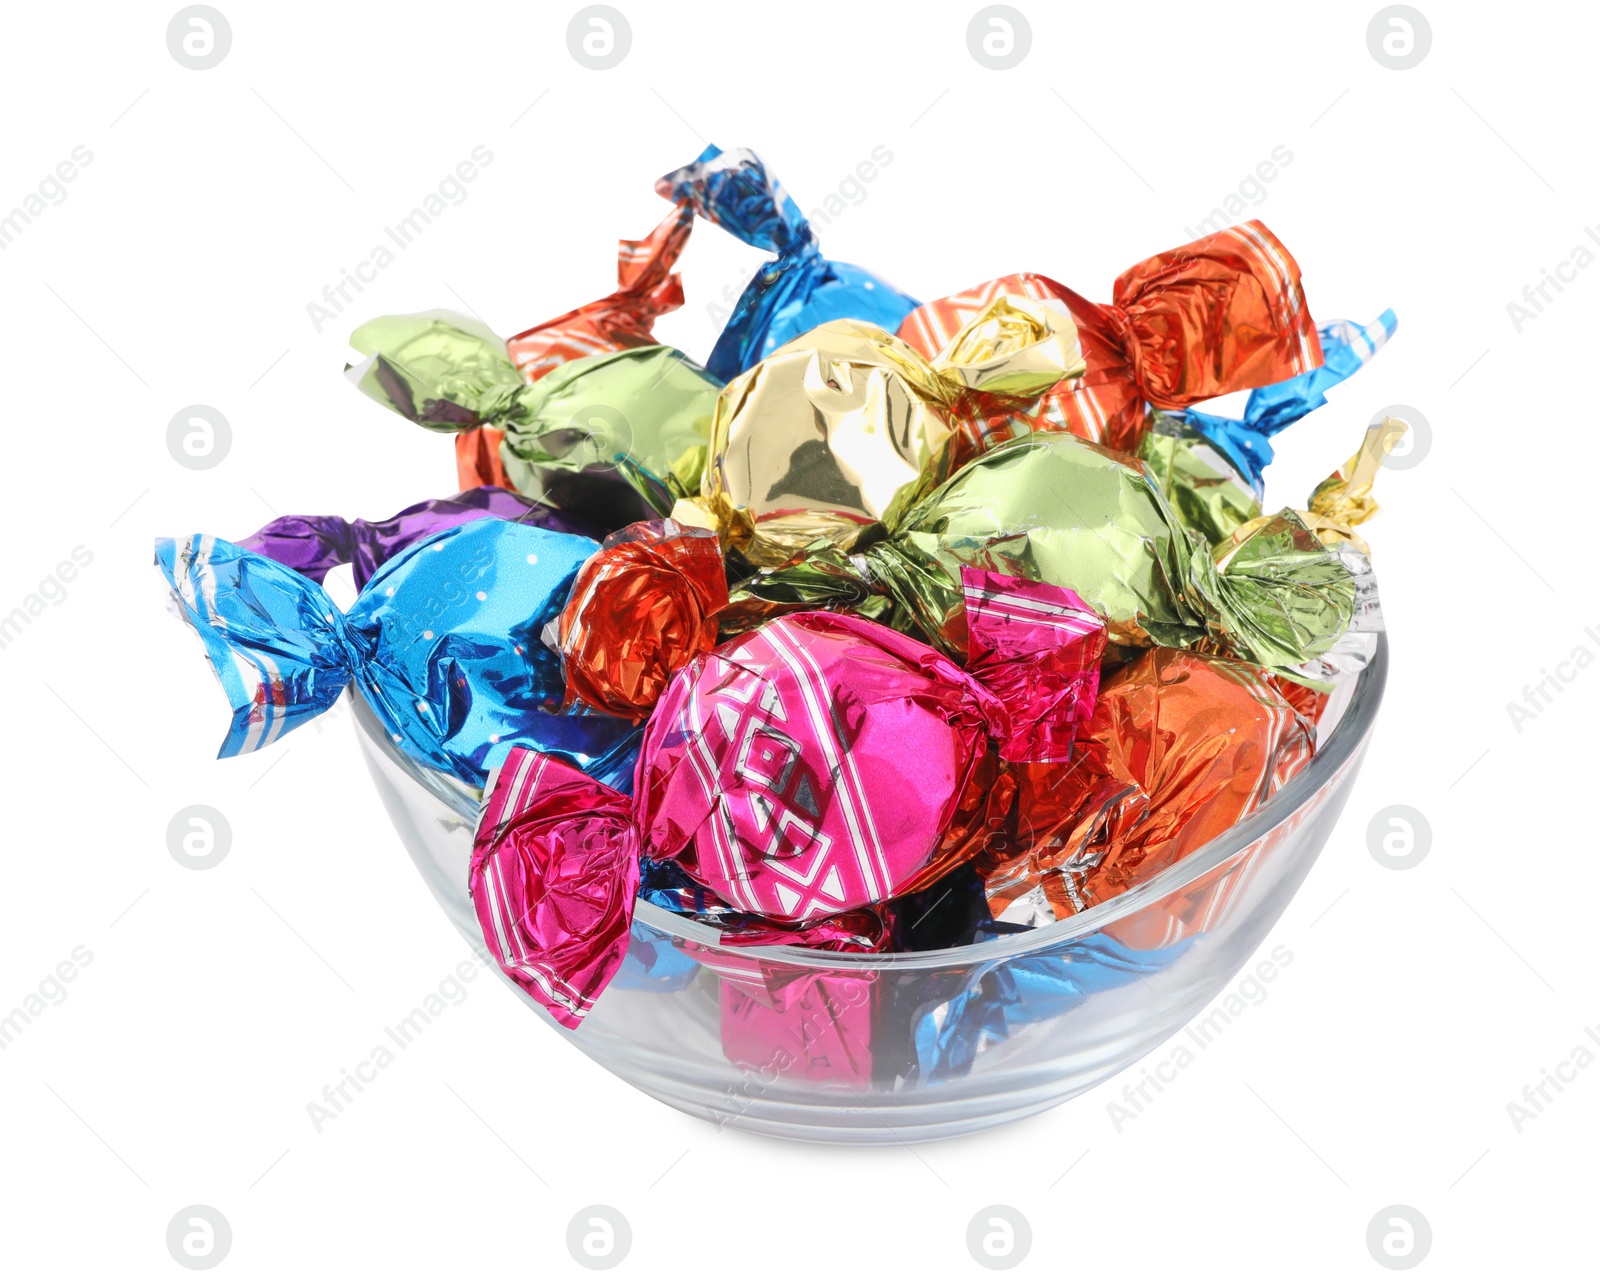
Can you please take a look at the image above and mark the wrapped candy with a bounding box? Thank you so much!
[896,220,1322,456]
[155,519,641,789]
[658,144,920,379]
[733,430,1357,674]
[1138,311,1397,546]
[506,203,695,381]
[904,933,1194,1084]
[347,311,719,531]
[239,487,602,591]
[1174,311,1397,494]
[1136,414,1264,547]
[688,296,1083,567]
[467,571,1105,1025]
[556,519,729,721]
[982,648,1314,923]
[451,204,696,489]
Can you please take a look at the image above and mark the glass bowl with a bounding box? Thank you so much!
[354,635,1385,1145]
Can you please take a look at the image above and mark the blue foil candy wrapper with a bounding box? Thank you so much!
[657,144,920,380]
[1178,310,1397,494]
[906,933,1193,1085]
[155,518,641,789]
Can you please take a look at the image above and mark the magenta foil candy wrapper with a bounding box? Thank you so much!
[470,750,641,1029]
[468,570,1105,1027]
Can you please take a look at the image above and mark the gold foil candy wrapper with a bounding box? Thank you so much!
[698,297,1084,567]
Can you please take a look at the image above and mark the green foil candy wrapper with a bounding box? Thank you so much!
[1136,411,1263,547]
[731,431,1355,673]
[347,311,718,528]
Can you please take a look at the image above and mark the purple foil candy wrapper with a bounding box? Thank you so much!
[238,487,602,591]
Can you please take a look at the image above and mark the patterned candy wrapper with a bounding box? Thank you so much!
[658,144,920,380]
[467,572,1105,1027]
[896,220,1322,460]
[155,519,641,789]
[347,310,719,532]
[981,648,1315,924]
[238,487,603,591]
[556,520,728,721]
[684,297,1083,567]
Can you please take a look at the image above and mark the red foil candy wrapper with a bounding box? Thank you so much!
[468,572,1104,1027]
[983,648,1314,923]
[470,750,641,1029]
[454,204,695,489]
[557,520,728,721]
[896,220,1321,456]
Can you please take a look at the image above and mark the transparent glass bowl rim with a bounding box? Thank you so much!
[356,632,1386,973]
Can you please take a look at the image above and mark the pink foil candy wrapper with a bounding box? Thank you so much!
[467,571,1105,1028]
[470,750,641,1029]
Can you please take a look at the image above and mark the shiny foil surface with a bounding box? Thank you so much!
[697,298,1081,566]
[506,202,695,381]
[634,611,1007,921]
[1137,413,1263,546]
[471,748,642,1028]
[983,648,1314,922]
[347,310,720,530]
[155,519,641,788]
[867,431,1355,671]
[557,520,729,721]
[1177,311,1397,492]
[657,144,920,380]
[635,575,1103,923]
[896,220,1323,456]
[239,486,602,591]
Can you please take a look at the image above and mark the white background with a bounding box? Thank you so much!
[1,0,1592,1270]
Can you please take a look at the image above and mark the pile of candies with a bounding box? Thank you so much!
[159,146,1403,1030]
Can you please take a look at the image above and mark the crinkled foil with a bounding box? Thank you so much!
[981,649,1315,922]
[694,297,1082,567]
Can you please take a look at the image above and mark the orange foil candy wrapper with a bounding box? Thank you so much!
[557,520,729,722]
[454,204,695,489]
[897,220,1322,458]
[983,648,1315,924]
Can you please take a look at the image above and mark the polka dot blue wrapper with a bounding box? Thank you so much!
[155,518,642,790]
